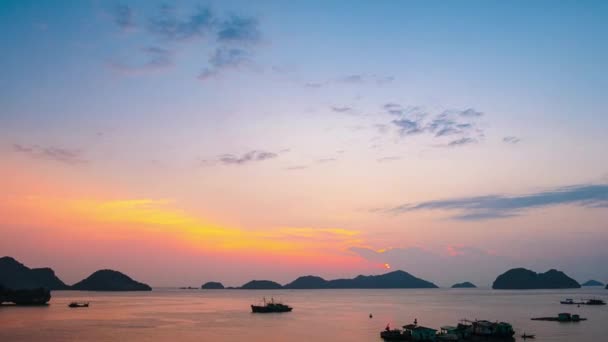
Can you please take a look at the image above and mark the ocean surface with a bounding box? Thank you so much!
[1,288,607,341]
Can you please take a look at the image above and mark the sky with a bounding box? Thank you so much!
[1,0,607,287]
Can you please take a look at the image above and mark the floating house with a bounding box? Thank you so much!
[403,324,437,341]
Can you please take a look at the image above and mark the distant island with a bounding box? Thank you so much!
[283,270,438,289]
[201,281,224,289]
[451,281,476,288]
[72,270,151,291]
[240,280,282,289]
[0,256,68,290]
[582,279,604,287]
[492,268,580,289]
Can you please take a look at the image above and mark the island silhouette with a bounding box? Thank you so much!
[451,281,477,288]
[492,268,580,289]
[3,256,599,294]
[582,279,604,287]
[0,256,150,293]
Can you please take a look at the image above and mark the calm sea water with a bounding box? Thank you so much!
[1,288,607,341]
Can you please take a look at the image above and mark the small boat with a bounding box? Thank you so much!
[250,297,292,313]
[521,333,535,339]
[584,299,606,305]
[560,298,576,305]
[68,302,89,308]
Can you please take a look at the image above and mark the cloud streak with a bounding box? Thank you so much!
[387,184,608,220]
[305,74,394,88]
[12,144,88,165]
[218,150,278,165]
[503,136,521,144]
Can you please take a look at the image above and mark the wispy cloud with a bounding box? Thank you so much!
[107,4,262,80]
[147,5,214,41]
[12,144,88,165]
[198,47,252,80]
[317,157,337,163]
[386,183,608,220]
[110,4,135,31]
[305,74,394,88]
[108,46,174,73]
[216,15,261,43]
[503,136,521,144]
[330,106,352,113]
[380,104,485,147]
[447,137,477,147]
[202,149,285,166]
[218,150,278,165]
[377,156,401,162]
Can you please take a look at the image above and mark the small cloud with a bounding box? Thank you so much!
[330,106,352,113]
[218,150,278,165]
[447,137,477,147]
[503,136,521,144]
[392,118,424,136]
[338,74,364,84]
[12,144,88,165]
[458,108,483,117]
[216,15,260,43]
[204,149,286,166]
[337,74,394,85]
[198,47,252,80]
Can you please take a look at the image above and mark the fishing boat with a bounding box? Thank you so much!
[68,302,89,308]
[531,313,586,322]
[584,299,606,305]
[250,297,292,313]
[521,333,535,339]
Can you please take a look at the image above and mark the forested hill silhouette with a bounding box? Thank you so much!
[72,270,151,291]
[492,268,580,289]
[0,256,68,290]
[451,281,477,288]
[582,279,604,286]
[283,270,438,289]
[240,280,282,289]
[1,256,150,291]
